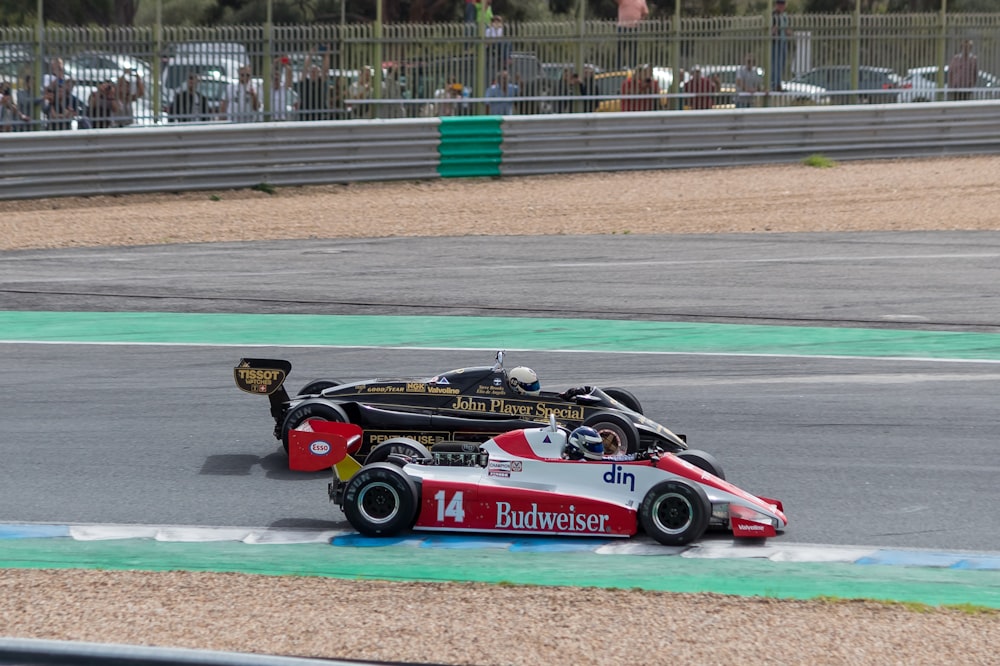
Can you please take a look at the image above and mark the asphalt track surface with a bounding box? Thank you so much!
[1,231,999,555]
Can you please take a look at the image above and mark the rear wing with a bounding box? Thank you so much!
[234,358,293,432]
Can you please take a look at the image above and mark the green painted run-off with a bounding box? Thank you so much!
[2,538,999,608]
[2,311,1000,361]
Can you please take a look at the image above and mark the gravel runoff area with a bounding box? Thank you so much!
[2,156,999,665]
[1,156,999,250]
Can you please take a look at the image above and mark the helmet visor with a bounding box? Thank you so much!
[520,379,541,393]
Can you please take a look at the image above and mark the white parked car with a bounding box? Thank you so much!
[899,66,1000,102]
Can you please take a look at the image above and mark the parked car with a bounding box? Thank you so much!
[690,65,829,108]
[169,42,250,67]
[899,66,1000,102]
[788,66,902,104]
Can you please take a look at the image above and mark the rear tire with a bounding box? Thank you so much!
[603,387,643,414]
[342,463,419,536]
[582,412,639,457]
[297,379,342,397]
[639,479,710,546]
[280,400,349,454]
[676,449,725,480]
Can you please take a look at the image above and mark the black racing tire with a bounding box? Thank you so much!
[342,463,420,537]
[296,379,342,397]
[603,387,643,414]
[676,449,725,481]
[639,479,711,546]
[280,400,349,454]
[582,412,640,457]
[365,438,433,465]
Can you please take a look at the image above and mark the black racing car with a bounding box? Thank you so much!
[234,352,690,460]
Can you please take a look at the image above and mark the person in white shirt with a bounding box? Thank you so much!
[220,66,260,123]
[270,57,295,121]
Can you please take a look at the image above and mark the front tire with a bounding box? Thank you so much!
[365,438,433,465]
[639,479,711,546]
[280,400,349,454]
[342,463,420,537]
[583,412,640,457]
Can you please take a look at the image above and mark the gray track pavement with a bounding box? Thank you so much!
[1,232,998,552]
[2,231,999,330]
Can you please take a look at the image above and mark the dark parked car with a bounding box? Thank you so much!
[788,66,902,104]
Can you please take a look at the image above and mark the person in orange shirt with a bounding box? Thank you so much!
[616,0,649,70]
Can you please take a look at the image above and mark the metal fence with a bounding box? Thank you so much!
[1,14,998,130]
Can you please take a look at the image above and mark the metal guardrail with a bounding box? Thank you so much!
[498,101,1000,175]
[0,637,359,665]
[1,102,998,201]
[0,118,442,199]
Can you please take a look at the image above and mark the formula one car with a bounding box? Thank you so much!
[235,351,695,466]
[287,416,786,546]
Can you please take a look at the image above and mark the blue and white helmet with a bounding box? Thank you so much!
[565,426,604,460]
[508,366,540,395]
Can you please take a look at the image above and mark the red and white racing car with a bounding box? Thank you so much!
[290,417,787,546]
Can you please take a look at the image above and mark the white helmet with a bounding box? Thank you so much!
[507,366,540,395]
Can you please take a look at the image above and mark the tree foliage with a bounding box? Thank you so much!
[2,0,991,27]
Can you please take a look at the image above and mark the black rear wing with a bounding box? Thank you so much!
[234,358,293,437]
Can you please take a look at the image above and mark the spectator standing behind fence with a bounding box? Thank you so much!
[169,73,208,122]
[221,66,260,123]
[486,15,511,71]
[476,0,493,26]
[485,70,518,115]
[44,79,88,130]
[621,64,658,111]
[379,65,406,118]
[948,40,978,101]
[771,0,791,91]
[683,66,720,110]
[88,80,121,129]
[116,67,145,126]
[736,54,763,108]
[271,56,295,120]
[348,66,375,119]
[554,68,583,113]
[17,74,40,130]
[1,81,30,132]
[295,50,332,121]
[617,0,648,70]
[580,65,597,112]
[42,58,66,90]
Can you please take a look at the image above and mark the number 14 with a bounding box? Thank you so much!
[434,490,465,523]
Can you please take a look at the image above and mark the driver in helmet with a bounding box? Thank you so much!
[507,366,541,395]
[562,426,605,461]
[564,425,641,462]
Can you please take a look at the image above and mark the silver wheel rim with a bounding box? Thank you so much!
[651,492,694,535]
[357,481,400,525]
